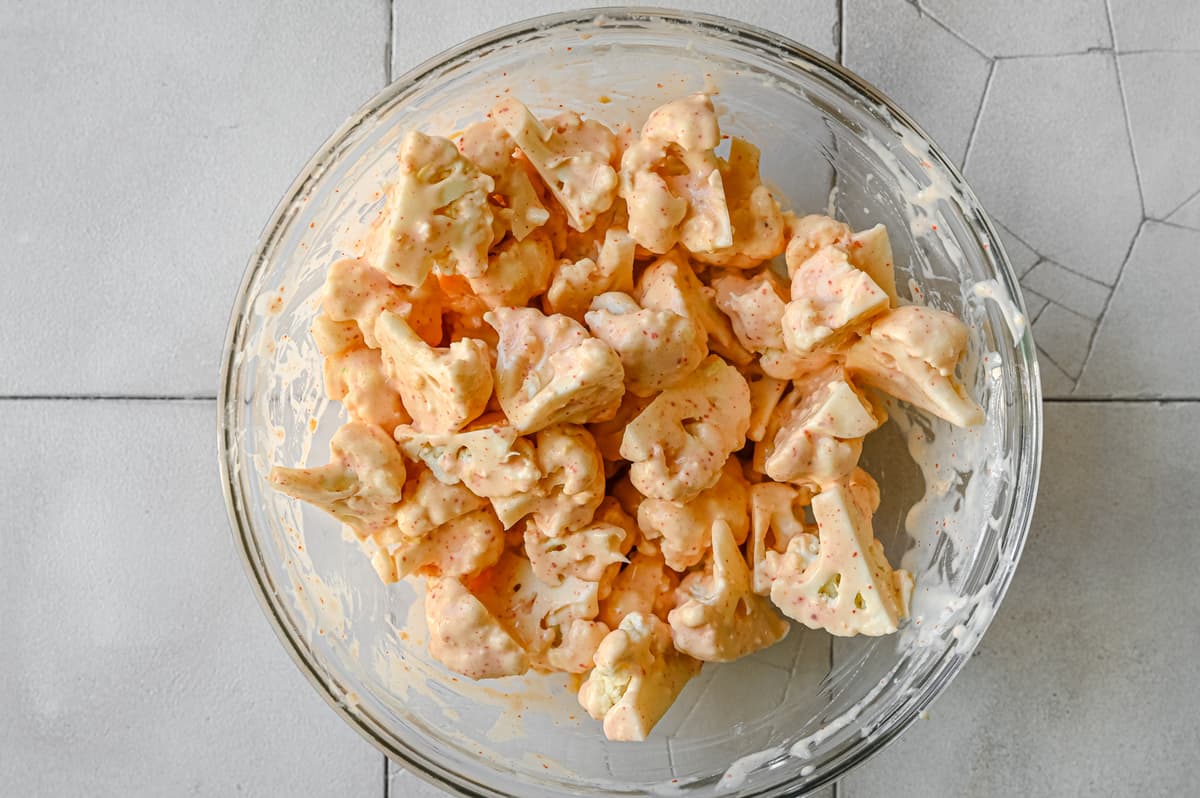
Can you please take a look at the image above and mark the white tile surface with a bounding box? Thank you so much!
[1031,303,1094,380]
[391,0,839,77]
[1077,222,1200,397]
[965,53,1141,285]
[0,400,381,796]
[846,402,1200,797]
[1120,51,1200,218]
[844,0,992,164]
[0,0,387,396]
[1109,0,1200,51]
[995,221,1041,276]
[921,0,1111,57]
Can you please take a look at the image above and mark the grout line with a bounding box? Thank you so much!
[912,0,991,59]
[1019,256,1044,280]
[382,754,390,798]
[1045,397,1200,404]
[1117,47,1200,55]
[832,776,841,797]
[0,394,216,402]
[961,60,997,172]
[1033,257,1119,289]
[993,47,1111,60]
[1154,185,1200,223]
[1072,218,1145,393]
[1153,217,1200,233]
[1028,295,1051,327]
[837,0,845,65]
[384,0,394,84]
[1035,343,1079,382]
[1106,0,1147,219]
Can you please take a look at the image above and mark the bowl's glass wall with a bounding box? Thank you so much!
[220,10,1040,798]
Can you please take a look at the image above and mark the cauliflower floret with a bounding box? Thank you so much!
[636,251,751,366]
[598,552,680,629]
[577,612,701,742]
[546,619,611,674]
[311,314,364,356]
[492,98,619,232]
[471,551,604,671]
[524,514,630,586]
[619,93,732,254]
[425,576,529,679]
[588,391,652,463]
[393,464,487,539]
[269,421,406,536]
[747,373,788,443]
[456,118,549,241]
[490,424,606,534]
[365,131,494,285]
[763,483,913,636]
[486,306,625,434]
[375,310,492,434]
[380,508,504,582]
[584,292,707,397]
[637,458,750,571]
[323,257,442,348]
[394,422,541,504]
[620,355,750,503]
[322,347,411,431]
[466,231,556,309]
[754,368,883,484]
[692,138,786,268]
[668,520,790,661]
[846,224,898,305]
[749,482,815,595]
[845,305,984,427]
[544,227,636,321]
[782,245,890,354]
[437,273,497,350]
[784,214,852,278]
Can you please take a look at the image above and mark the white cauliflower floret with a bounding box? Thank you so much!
[636,251,751,366]
[619,93,732,254]
[380,508,504,582]
[323,257,442,348]
[486,306,625,434]
[637,458,750,571]
[269,421,406,536]
[784,214,852,278]
[311,314,364,356]
[393,465,487,539]
[456,118,549,241]
[394,422,541,504]
[466,231,556,309]
[322,347,411,431]
[584,292,707,397]
[577,612,701,742]
[425,576,529,679]
[598,552,680,629]
[493,98,619,232]
[546,619,611,674]
[524,513,630,586]
[846,224,899,305]
[746,373,788,443]
[668,520,790,661]
[472,551,604,671]
[749,482,815,595]
[544,227,636,321]
[782,245,890,354]
[588,391,652,464]
[845,305,984,427]
[753,368,883,484]
[763,483,913,637]
[712,269,830,379]
[490,424,606,534]
[375,310,492,434]
[692,138,786,268]
[366,131,494,285]
[620,355,750,503]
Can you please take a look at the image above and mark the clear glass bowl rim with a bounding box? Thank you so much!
[217,6,1043,796]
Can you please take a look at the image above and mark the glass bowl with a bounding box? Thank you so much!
[218,7,1042,797]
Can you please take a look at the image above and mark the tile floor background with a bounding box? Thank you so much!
[2,1,1196,796]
